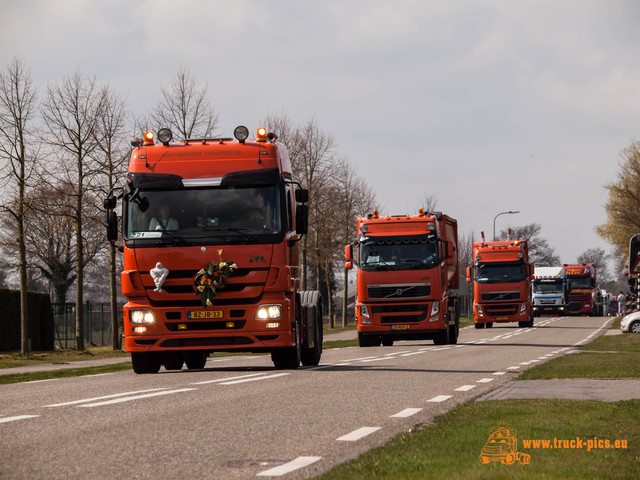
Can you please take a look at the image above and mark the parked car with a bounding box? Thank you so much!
[620,312,640,333]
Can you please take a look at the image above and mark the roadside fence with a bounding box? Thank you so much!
[52,302,124,349]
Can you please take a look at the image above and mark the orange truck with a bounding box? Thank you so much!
[104,126,323,373]
[467,238,534,328]
[345,210,460,346]
[562,263,602,316]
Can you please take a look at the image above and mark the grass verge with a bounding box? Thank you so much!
[319,399,640,480]
[0,362,132,385]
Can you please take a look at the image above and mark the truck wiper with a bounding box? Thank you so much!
[159,230,191,246]
[204,227,262,244]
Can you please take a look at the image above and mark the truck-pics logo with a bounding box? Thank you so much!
[480,422,530,465]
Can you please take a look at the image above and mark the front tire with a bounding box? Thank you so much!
[185,351,208,370]
[131,352,161,374]
[272,318,301,369]
[301,291,323,366]
[358,333,381,347]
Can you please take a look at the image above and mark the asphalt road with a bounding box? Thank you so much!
[0,316,612,479]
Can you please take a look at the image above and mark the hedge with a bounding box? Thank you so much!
[0,288,54,351]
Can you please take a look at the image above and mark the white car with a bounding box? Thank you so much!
[620,312,640,333]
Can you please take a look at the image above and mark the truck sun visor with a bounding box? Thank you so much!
[220,168,280,187]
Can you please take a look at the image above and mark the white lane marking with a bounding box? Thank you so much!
[256,456,322,476]
[24,379,61,384]
[78,388,197,407]
[400,351,425,357]
[432,347,451,351]
[0,415,40,424]
[349,356,380,361]
[337,427,382,441]
[476,378,494,383]
[360,357,389,363]
[390,408,422,418]
[385,351,411,356]
[427,395,452,402]
[45,388,168,407]
[220,373,289,385]
[507,366,520,370]
[191,372,271,385]
[493,371,507,375]
[455,385,476,392]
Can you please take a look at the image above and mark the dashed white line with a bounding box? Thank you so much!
[492,371,507,375]
[337,427,382,441]
[220,373,290,385]
[191,373,272,385]
[427,395,452,402]
[45,388,168,407]
[390,408,422,418]
[256,456,322,477]
[476,378,494,383]
[455,385,476,392]
[78,388,197,407]
[0,415,39,424]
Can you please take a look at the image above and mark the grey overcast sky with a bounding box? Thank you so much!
[2,0,639,265]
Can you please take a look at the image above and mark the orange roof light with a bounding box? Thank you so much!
[257,127,267,142]
[143,131,154,146]
[372,210,379,219]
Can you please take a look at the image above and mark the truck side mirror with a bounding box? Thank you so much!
[295,188,309,203]
[345,261,353,270]
[106,211,118,242]
[296,204,308,235]
[345,245,352,262]
[466,266,471,283]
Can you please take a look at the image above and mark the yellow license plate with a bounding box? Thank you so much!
[497,316,509,321]
[188,310,223,319]
[391,324,411,330]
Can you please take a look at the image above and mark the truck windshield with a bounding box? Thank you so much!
[568,277,592,289]
[475,261,526,283]
[533,281,563,294]
[125,185,282,243]
[358,234,438,271]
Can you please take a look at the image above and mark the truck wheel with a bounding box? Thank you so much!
[162,352,184,371]
[448,317,459,344]
[272,318,301,369]
[474,323,485,329]
[358,333,381,347]
[381,337,394,346]
[131,352,161,374]
[301,291,323,366]
[433,325,449,345]
[485,322,493,328]
[185,351,208,370]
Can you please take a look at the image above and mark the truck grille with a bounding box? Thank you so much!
[481,291,520,302]
[367,284,430,299]
[483,303,520,316]
[142,267,269,308]
[371,304,429,323]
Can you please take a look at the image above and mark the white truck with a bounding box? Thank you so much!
[532,266,568,317]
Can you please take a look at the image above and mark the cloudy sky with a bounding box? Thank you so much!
[2,0,639,266]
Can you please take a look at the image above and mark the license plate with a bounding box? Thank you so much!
[496,316,508,321]
[544,307,552,311]
[391,324,410,330]
[188,310,223,319]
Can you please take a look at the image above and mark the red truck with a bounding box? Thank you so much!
[562,263,602,316]
[345,209,460,346]
[104,126,323,373]
[467,238,534,328]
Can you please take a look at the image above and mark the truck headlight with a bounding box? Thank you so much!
[360,304,370,318]
[130,309,156,324]
[520,302,527,312]
[256,304,282,320]
[476,304,484,316]
[430,301,440,316]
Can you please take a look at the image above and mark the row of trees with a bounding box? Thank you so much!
[0,58,377,354]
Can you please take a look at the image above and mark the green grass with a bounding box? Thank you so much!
[0,346,128,369]
[318,321,640,479]
[319,399,640,480]
[0,362,132,385]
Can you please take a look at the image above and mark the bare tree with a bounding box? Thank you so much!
[0,57,38,355]
[422,192,439,213]
[335,161,376,326]
[92,85,129,349]
[40,71,105,351]
[152,66,219,140]
[577,247,611,283]
[498,223,560,266]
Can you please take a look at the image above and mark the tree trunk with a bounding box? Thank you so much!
[18,213,29,355]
